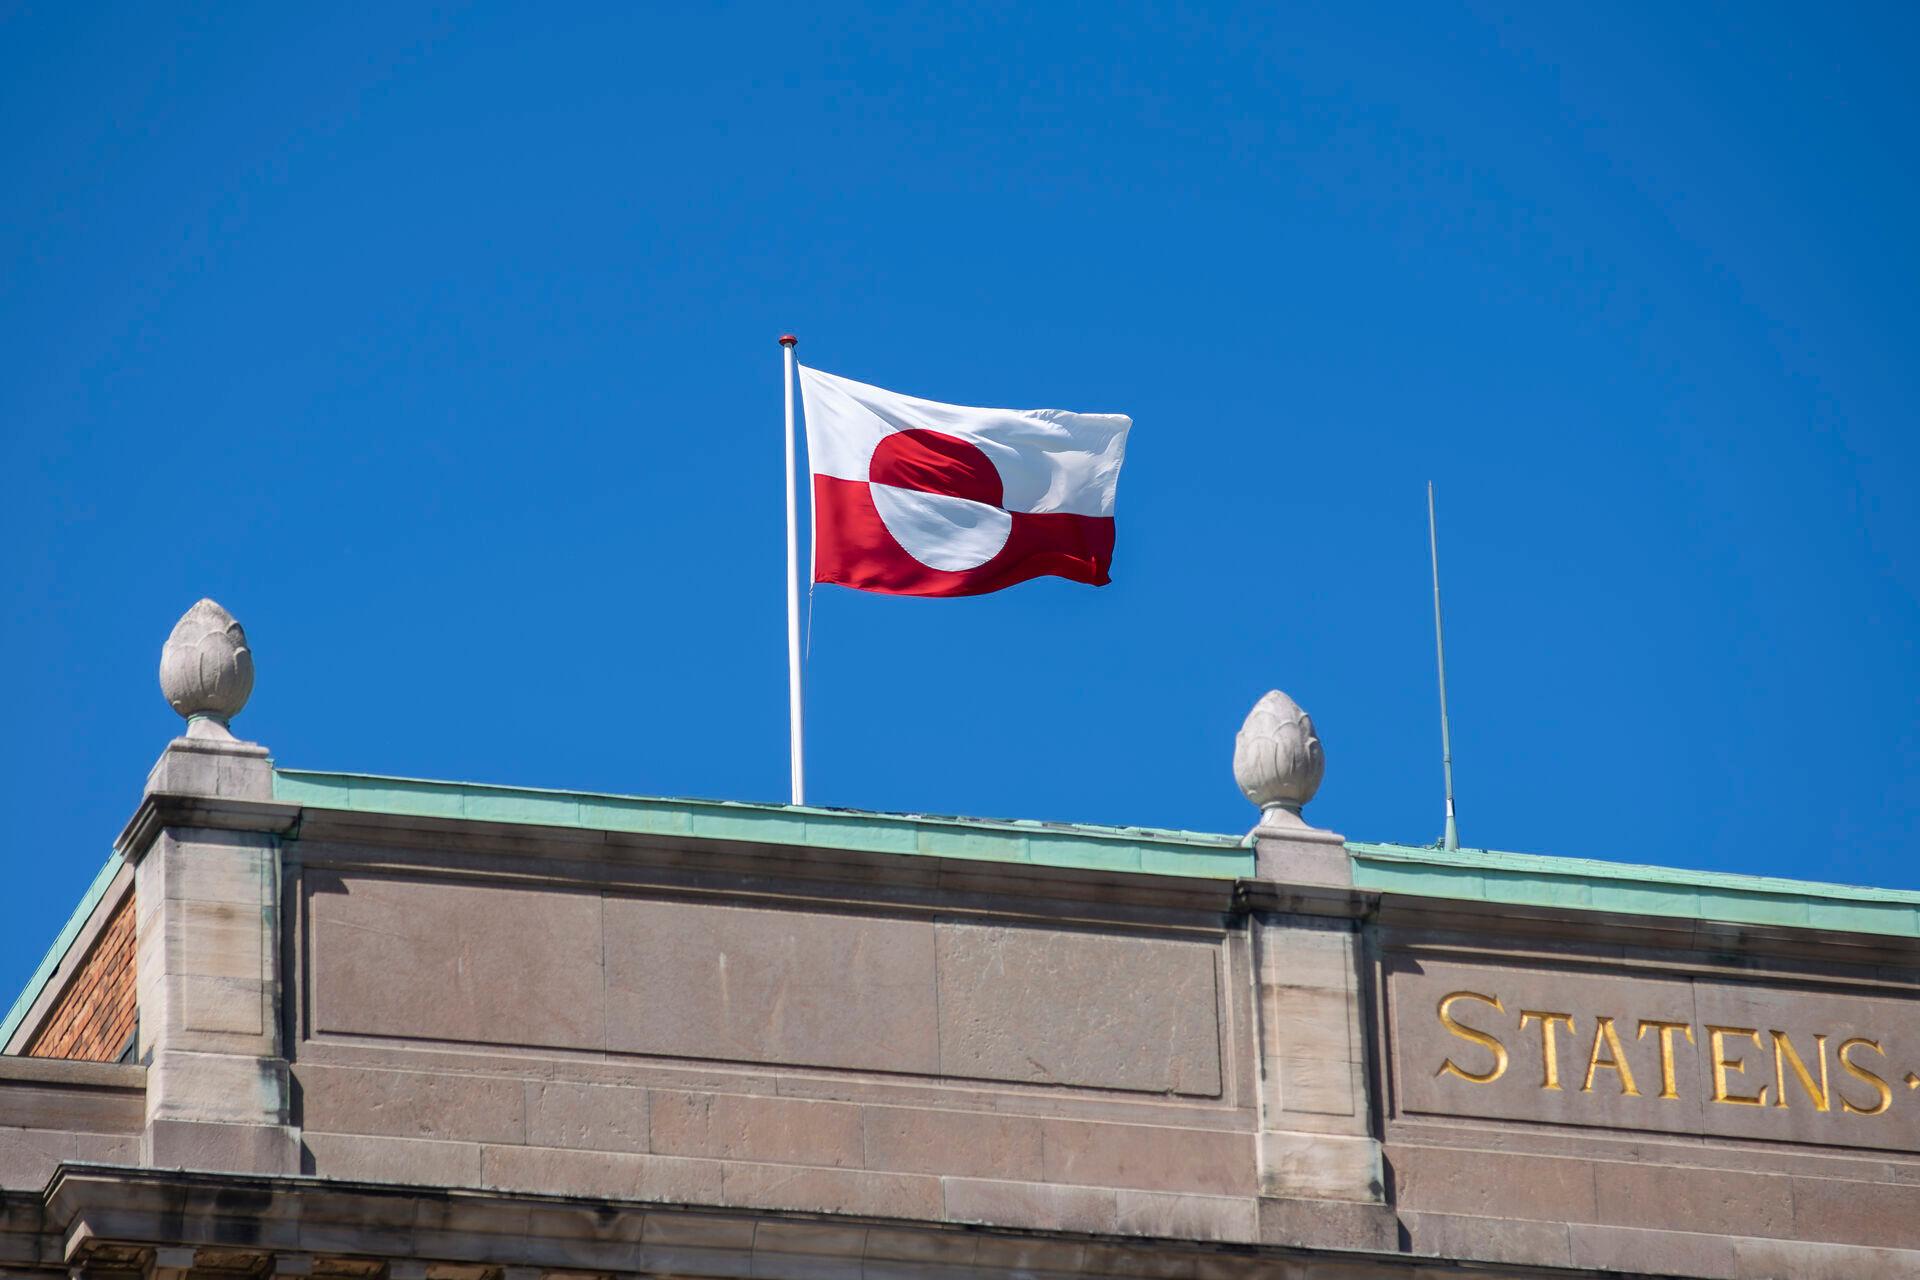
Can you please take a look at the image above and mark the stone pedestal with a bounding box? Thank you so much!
[1250,809,1351,887]
[1249,905,1393,1247]
[131,736,297,1173]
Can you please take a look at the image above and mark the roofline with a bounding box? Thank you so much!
[10,772,1919,1045]
[0,851,125,1052]
[272,769,1920,929]
[1350,841,1920,938]
[270,769,1257,880]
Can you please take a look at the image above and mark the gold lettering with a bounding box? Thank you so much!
[1838,1037,1893,1116]
[1770,1031,1831,1112]
[1519,1010,1576,1091]
[1581,1016,1641,1096]
[1637,1019,1695,1100]
[1708,1026,1770,1106]
[1436,991,1509,1084]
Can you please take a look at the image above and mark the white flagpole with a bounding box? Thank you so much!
[780,334,806,805]
[1428,481,1458,850]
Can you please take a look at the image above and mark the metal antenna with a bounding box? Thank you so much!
[1428,482,1460,850]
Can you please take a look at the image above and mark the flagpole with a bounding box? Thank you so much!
[1428,481,1459,850]
[780,334,806,805]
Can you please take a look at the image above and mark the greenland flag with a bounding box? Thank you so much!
[798,366,1131,597]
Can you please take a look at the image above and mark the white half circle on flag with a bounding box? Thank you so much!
[870,483,1012,572]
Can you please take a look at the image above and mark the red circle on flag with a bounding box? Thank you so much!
[868,430,1004,507]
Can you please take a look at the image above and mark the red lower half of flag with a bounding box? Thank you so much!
[812,476,1115,597]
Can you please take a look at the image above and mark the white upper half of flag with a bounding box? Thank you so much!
[798,365,1131,517]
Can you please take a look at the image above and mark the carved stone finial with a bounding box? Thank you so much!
[1233,689,1325,818]
[159,599,254,737]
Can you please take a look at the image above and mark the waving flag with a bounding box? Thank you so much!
[798,365,1131,597]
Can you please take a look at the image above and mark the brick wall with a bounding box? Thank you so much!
[26,893,136,1062]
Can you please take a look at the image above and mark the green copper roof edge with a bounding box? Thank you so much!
[262,772,1917,932]
[1347,841,1920,905]
[1349,841,1920,936]
[271,768,1254,879]
[1,851,124,1052]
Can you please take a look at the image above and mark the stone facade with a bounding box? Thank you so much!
[1,627,1917,1280]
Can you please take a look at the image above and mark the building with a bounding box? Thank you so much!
[2,599,1917,1280]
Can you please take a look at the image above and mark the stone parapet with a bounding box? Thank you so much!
[0,1058,144,1193]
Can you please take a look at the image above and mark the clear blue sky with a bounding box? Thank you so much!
[4,4,1916,994]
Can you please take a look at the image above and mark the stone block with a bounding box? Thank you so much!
[1258,915,1357,990]
[1399,1210,1572,1269]
[411,1197,535,1263]
[297,1064,525,1144]
[179,975,266,1035]
[0,1127,140,1193]
[1788,1175,1920,1251]
[1042,1119,1255,1197]
[307,871,605,1051]
[480,1144,721,1205]
[1076,1242,1196,1279]
[1260,958,1362,1121]
[1253,829,1350,887]
[135,830,281,1065]
[862,1105,1044,1181]
[603,897,939,1075]
[936,922,1223,1096]
[147,1051,288,1126]
[861,1227,978,1267]
[1293,1265,1405,1280]
[1113,1191,1258,1243]
[178,901,266,981]
[143,1119,299,1174]
[1265,983,1353,1038]
[941,1177,1118,1234]
[857,1258,986,1280]
[649,1091,862,1168]
[641,1212,757,1248]
[292,1214,416,1261]
[1565,1223,1738,1277]
[525,1081,648,1155]
[1274,1048,1360,1122]
[1193,1255,1305,1280]
[302,1131,483,1187]
[747,1222,869,1280]
[1592,1161,1794,1239]
[1258,1131,1381,1203]
[1386,1145,1596,1223]
[165,846,273,905]
[1255,1196,1398,1253]
[0,1077,143,1136]
[720,1163,941,1219]
[969,1235,1088,1278]
[636,1211,757,1278]
[144,739,273,800]
[1731,1235,1920,1280]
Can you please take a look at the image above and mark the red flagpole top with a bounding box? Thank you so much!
[778,334,798,347]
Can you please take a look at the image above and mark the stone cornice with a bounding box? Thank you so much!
[287,803,1244,924]
[0,1057,144,1090]
[273,768,1255,878]
[113,794,302,864]
[41,1165,1611,1280]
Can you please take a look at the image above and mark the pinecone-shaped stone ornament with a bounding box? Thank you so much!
[159,598,254,735]
[1233,689,1324,818]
